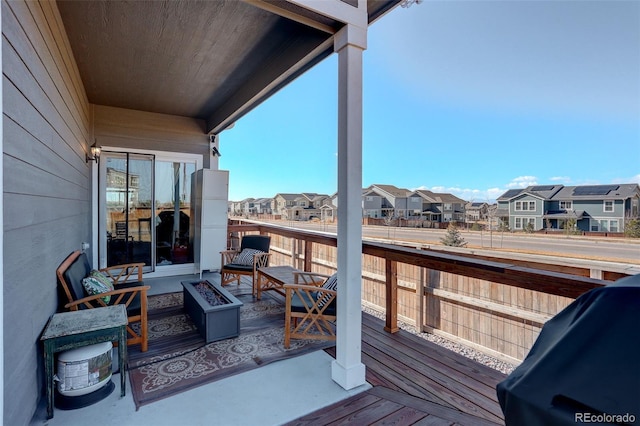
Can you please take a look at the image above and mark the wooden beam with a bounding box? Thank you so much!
[243,0,336,34]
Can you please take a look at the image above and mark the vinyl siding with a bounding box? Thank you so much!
[3,1,92,424]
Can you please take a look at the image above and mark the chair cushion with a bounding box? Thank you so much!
[82,276,112,303]
[233,248,264,265]
[62,253,92,302]
[317,273,337,308]
[222,263,254,273]
[240,235,271,253]
[108,281,143,316]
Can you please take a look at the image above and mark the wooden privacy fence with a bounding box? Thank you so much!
[228,222,621,363]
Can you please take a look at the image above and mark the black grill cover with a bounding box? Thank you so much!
[497,274,640,425]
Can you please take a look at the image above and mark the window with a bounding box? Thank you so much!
[515,201,536,211]
[411,197,420,202]
[590,221,599,232]
[444,203,452,210]
[610,220,619,232]
[603,201,614,212]
[559,201,572,210]
[514,217,535,229]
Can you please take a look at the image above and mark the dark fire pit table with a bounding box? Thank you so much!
[181,280,243,343]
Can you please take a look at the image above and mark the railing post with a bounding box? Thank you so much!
[304,240,313,272]
[418,266,426,334]
[385,259,399,333]
[291,237,298,268]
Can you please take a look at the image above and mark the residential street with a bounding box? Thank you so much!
[255,219,640,264]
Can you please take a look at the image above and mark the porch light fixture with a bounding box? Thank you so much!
[209,134,221,157]
[86,143,101,163]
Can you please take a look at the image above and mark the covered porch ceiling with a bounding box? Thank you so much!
[56,0,399,135]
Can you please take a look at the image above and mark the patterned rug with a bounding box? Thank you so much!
[128,286,335,409]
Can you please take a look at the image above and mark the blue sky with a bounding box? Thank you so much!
[220,0,640,203]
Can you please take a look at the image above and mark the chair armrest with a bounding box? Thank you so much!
[292,272,330,286]
[284,283,328,293]
[64,285,150,310]
[221,249,239,265]
[100,263,144,284]
[252,252,270,270]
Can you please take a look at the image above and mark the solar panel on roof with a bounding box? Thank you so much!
[531,185,555,191]
[502,189,522,198]
[572,185,619,196]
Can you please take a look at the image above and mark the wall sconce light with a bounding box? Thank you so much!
[86,143,101,163]
[209,134,221,157]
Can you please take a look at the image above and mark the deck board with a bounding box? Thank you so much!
[288,312,506,426]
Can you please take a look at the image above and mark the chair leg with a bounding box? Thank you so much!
[284,314,291,349]
[140,293,148,352]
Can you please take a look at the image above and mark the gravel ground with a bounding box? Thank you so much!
[362,305,518,375]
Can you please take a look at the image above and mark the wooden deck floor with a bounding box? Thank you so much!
[286,312,507,426]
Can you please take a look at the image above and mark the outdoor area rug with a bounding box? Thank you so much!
[127,285,335,409]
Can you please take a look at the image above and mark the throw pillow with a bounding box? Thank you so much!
[317,273,338,308]
[82,276,112,304]
[90,270,114,292]
[233,248,264,266]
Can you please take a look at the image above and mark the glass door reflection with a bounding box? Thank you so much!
[105,153,154,269]
[154,161,195,266]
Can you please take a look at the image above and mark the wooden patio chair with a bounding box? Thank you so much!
[56,250,150,352]
[220,235,271,288]
[284,271,337,349]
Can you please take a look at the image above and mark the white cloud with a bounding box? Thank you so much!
[550,176,572,183]
[613,174,640,185]
[506,176,538,189]
[414,185,503,203]
[410,174,639,206]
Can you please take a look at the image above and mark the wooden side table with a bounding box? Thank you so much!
[256,265,300,300]
[41,305,128,419]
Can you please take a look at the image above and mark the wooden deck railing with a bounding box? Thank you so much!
[228,221,620,362]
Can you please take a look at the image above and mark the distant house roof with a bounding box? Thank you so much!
[422,206,441,214]
[498,184,639,202]
[468,202,487,208]
[432,192,466,204]
[274,193,300,201]
[551,184,640,200]
[412,189,438,203]
[410,189,467,204]
[253,198,271,204]
[497,185,563,201]
[368,184,411,199]
[543,210,585,220]
[497,189,524,200]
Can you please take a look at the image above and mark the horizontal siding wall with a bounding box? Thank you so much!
[93,104,209,161]
[2,1,91,424]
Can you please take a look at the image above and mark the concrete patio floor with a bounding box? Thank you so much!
[33,272,369,426]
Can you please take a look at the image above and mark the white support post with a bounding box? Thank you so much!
[332,24,367,390]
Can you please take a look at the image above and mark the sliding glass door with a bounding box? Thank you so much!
[102,153,154,269]
[154,160,196,266]
[99,150,198,273]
